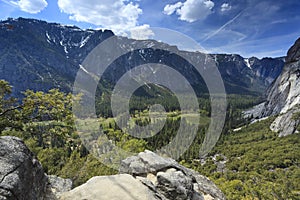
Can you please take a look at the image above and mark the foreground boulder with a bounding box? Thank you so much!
[0,136,47,200]
[0,136,225,199]
[61,150,226,200]
[0,136,72,200]
[60,174,157,200]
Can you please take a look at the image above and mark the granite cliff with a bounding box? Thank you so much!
[245,37,300,136]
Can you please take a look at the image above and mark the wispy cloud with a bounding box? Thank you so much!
[270,19,287,24]
[202,10,244,42]
[205,32,300,58]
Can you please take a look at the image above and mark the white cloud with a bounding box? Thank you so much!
[10,0,47,14]
[163,0,214,23]
[221,3,231,12]
[57,0,152,37]
[163,2,183,15]
[130,24,154,40]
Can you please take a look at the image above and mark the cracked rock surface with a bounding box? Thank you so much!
[0,136,225,200]
[61,150,226,200]
[0,136,47,200]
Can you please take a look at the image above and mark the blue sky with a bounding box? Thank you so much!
[1,0,300,58]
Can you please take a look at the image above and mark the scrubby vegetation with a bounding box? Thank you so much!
[0,79,299,199]
[181,118,300,199]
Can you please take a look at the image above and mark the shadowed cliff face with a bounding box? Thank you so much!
[0,17,284,97]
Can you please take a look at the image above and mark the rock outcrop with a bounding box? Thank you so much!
[0,136,225,200]
[286,37,300,63]
[60,174,158,200]
[0,136,73,200]
[45,175,73,200]
[247,37,300,137]
[61,150,226,200]
[0,136,47,200]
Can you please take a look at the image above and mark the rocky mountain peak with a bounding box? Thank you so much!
[286,37,300,63]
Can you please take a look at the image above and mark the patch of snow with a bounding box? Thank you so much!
[214,54,218,63]
[37,73,44,81]
[46,32,50,39]
[79,64,89,74]
[80,35,91,48]
[244,58,252,69]
[233,127,243,132]
[86,30,95,34]
[45,32,52,44]
[138,50,147,61]
[64,46,68,54]
[250,116,269,124]
[232,55,236,61]
[144,82,151,89]
[146,42,155,48]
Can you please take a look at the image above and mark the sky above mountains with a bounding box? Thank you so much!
[1,0,300,58]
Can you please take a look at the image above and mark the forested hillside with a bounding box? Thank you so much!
[1,79,299,199]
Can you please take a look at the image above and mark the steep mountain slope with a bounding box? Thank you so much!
[248,37,300,136]
[212,54,284,94]
[0,17,113,96]
[0,17,284,97]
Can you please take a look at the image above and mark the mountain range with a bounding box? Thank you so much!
[0,17,284,97]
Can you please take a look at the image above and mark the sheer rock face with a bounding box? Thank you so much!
[61,150,226,200]
[0,136,47,200]
[248,37,300,137]
[264,38,300,137]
